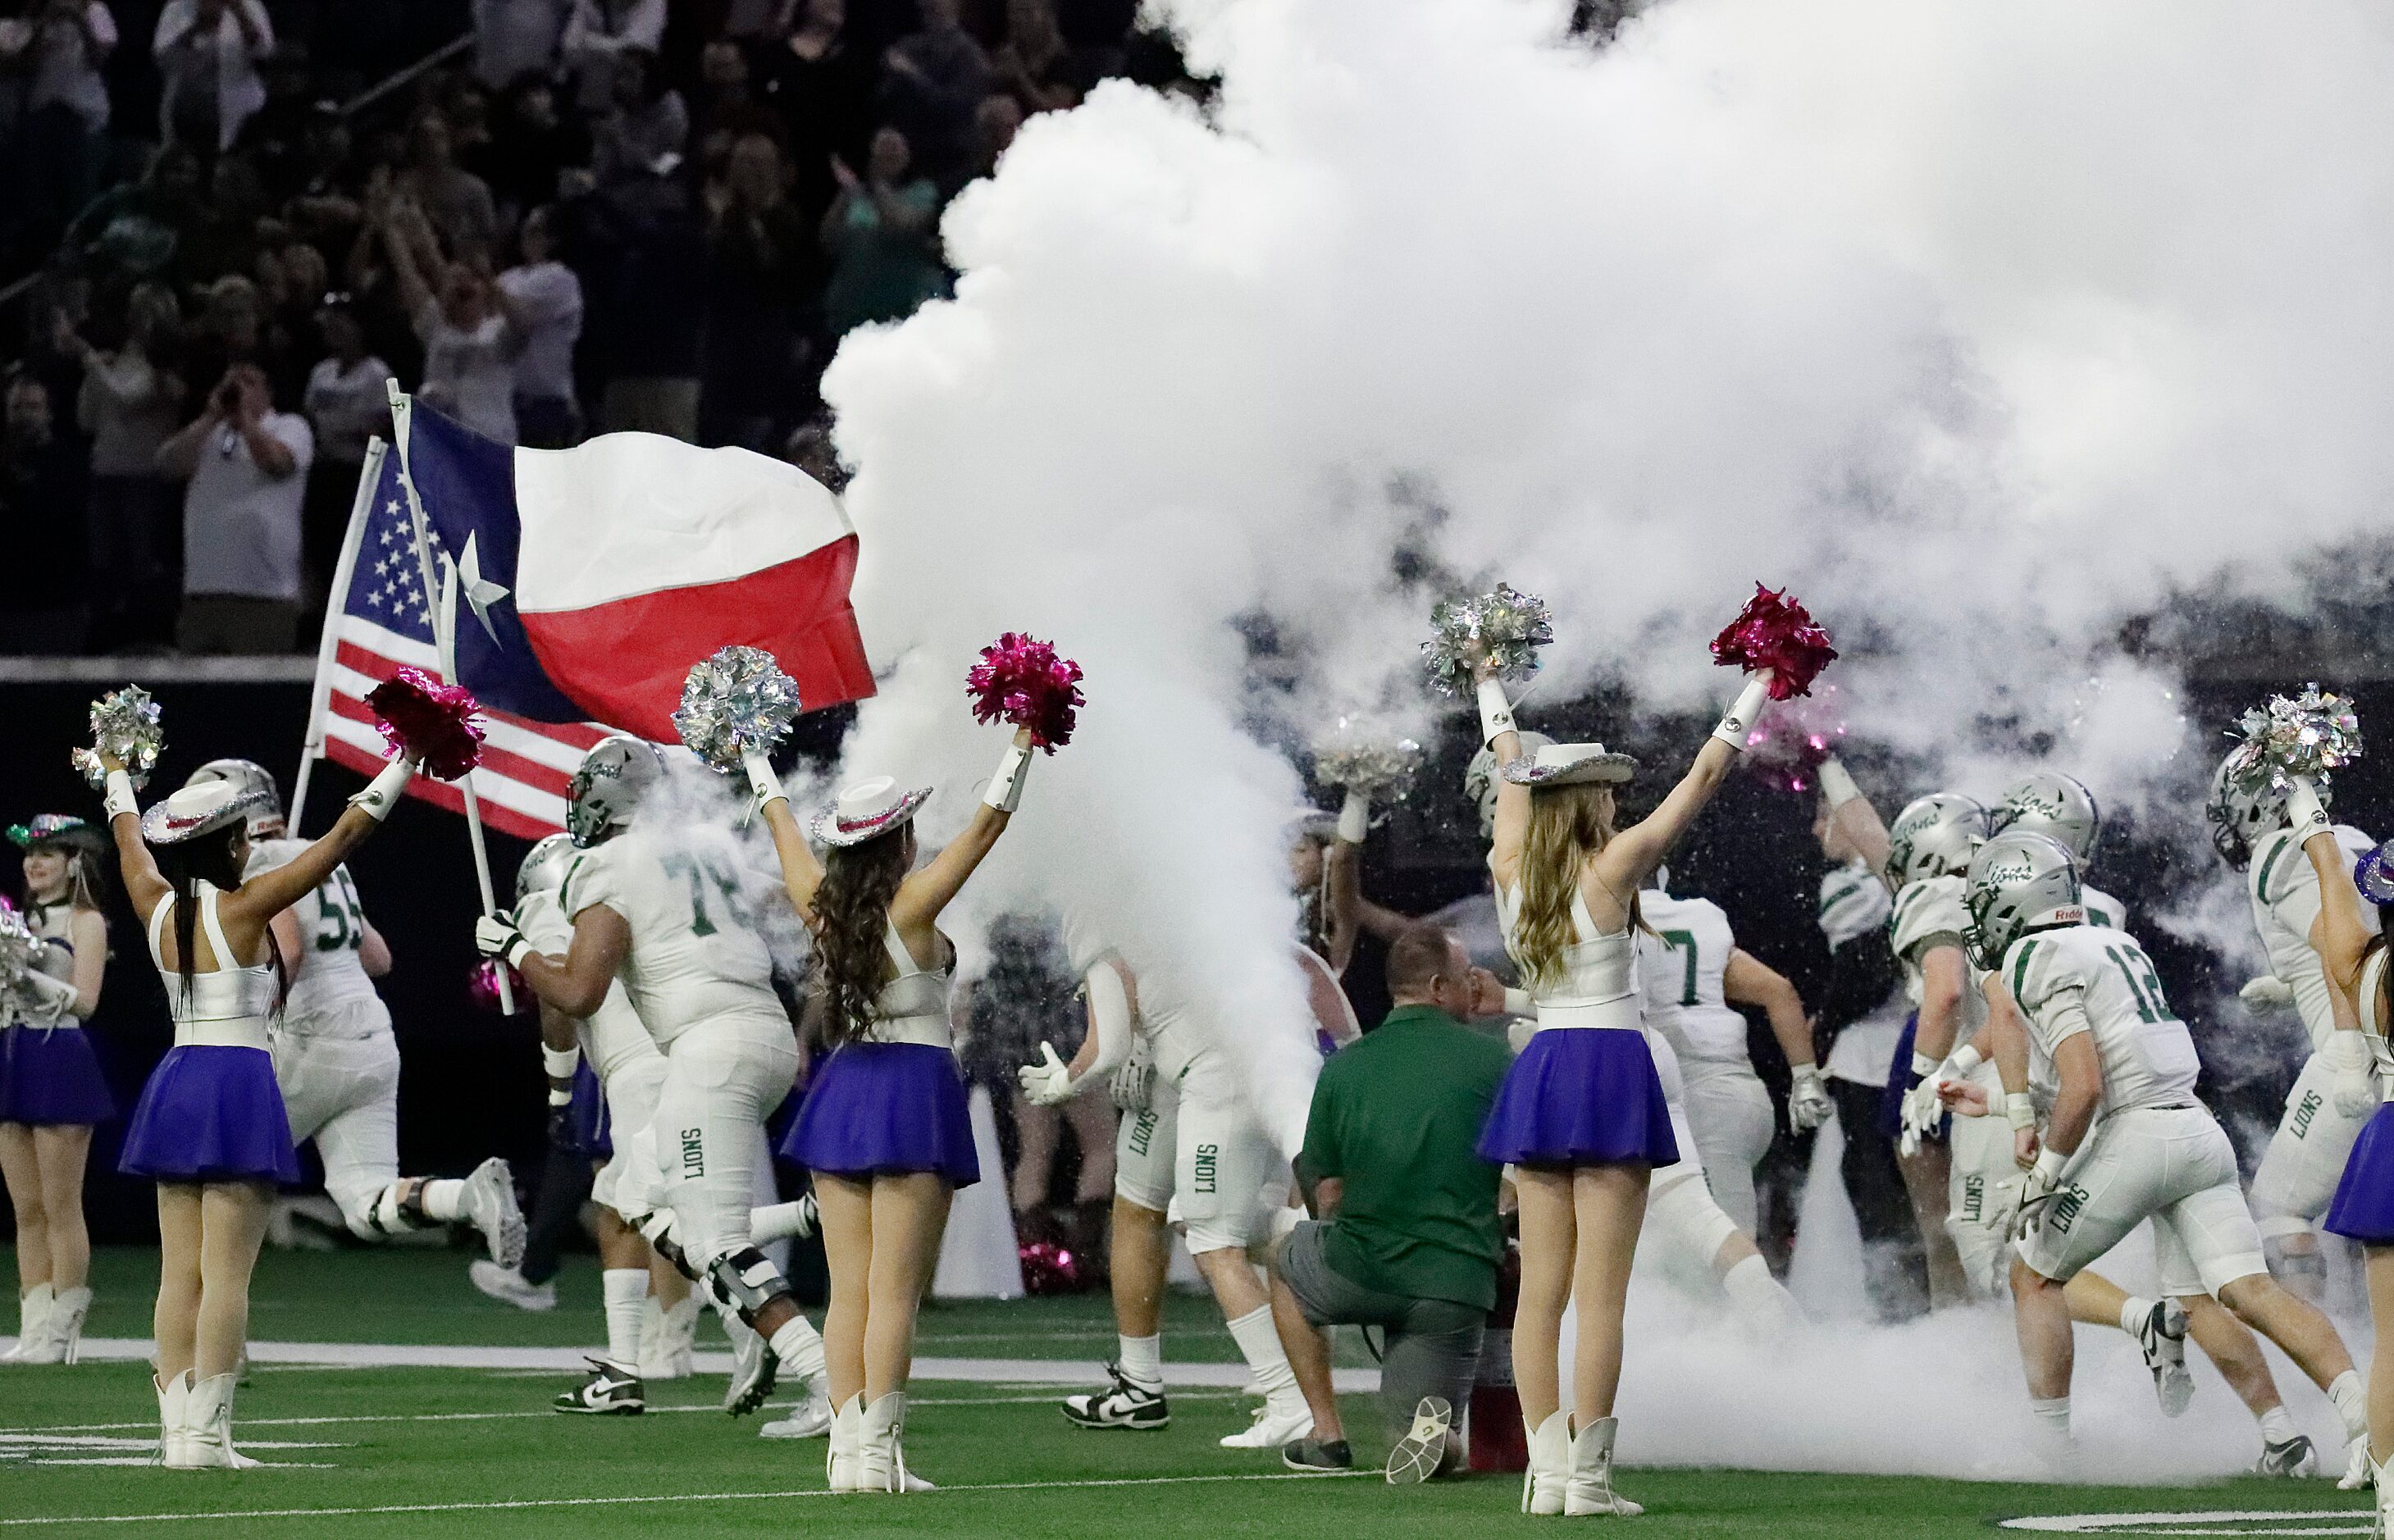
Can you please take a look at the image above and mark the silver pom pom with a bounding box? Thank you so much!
[1315,725,1424,804]
[1421,582,1553,699]
[2226,684,2364,797]
[0,904,38,995]
[70,686,165,791]
[673,646,804,772]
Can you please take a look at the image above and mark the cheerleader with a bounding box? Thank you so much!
[100,748,415,1468]
[0,816,116,1364]
[748,726,1042,1493]
[2287,775,2394,1520]
[1473,655,1776,1517]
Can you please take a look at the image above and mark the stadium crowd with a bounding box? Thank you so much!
[0,0,1178,658]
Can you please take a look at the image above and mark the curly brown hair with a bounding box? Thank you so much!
[812,829,911,1049]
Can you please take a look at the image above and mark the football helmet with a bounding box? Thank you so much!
[2203,746,2326,870]
[1965,830,2084,968]
[1464,731,1555,839]
[566,736,663,849]
[1886,792,1989,888]
[1990,770,2100,863]
[515,832,577,903]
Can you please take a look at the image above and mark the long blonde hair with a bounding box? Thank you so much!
[1512,781,1639,991]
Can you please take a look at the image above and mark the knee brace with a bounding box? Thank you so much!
[637,1209,700,1282]
[705,1245,795,1329]
[366,1180,431,1238]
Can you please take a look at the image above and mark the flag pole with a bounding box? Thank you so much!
[290,439,387,835]
[385,381,516,1014]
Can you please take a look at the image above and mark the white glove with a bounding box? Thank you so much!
[2013,1147,2067,1240]
[12,966,79,1025]
[1018,1042,1076,1108]
[1109,1032,1156,1113]
[1336,790,1369,845]
[474,913,533,969]
[1787,1064,1832,1132]
[1895,1058,1946,1157]
[2323,1030,2378,1120]
[2240,974,2296,1011]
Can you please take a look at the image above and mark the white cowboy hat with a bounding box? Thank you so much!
[809,776,933,847]
[139,780,268,845]
[1501,742,1637,788]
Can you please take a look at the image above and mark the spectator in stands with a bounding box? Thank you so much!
[759,0,873,222]
[720,0,794,43]
[3,0,117,261]
[700,131,811,451]
[157,362,310,653]
[152,0,274,153]
[497,206,582,447]
[299,294,389,610]
[560,0,665,113]
[819,125,946,338]
[63,283,185,650]
[878,0,991,185]
[591,47,686,185]
[0,371,92,654]
[473,0,568,93]
[395,109,499,261]
[992,0,1088,116]
[694,36,777,171]
[953,92,1020,194]
[381,198,521,444]
[583,166,705,440]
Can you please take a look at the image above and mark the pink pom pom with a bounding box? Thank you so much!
[1740,681,1849,792]
[965,633,1084,752]
[367,667,487,781]
[468,958,527,1014]
[1017,1239,1083,1296]
[1710,583,1838,700]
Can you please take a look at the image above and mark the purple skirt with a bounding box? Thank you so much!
[782,1042,979,1187]
[2325,1103,2394,1245]
[1479,1027,1680,1169]
[2,1026,115,1127]
[119,1045,301,1187]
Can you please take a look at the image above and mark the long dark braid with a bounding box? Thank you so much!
[154,827,284,1012]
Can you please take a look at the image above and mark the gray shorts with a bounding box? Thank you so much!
[1276,1220,1485,1440]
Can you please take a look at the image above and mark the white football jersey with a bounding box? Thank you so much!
[2245,825,2379,1054]
[247,838,390,1032]
[1636,893,1749,1066]
[518,887,664,1077]
[559,823,787,1048]
[2079,882,2129,936]
[2003,923,2202,1114]
[1890,874,1986,1037]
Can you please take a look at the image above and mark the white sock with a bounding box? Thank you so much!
[1118,1333,1163,1393]
[750,1201,810,1243]
[1721,1254,1801,1332]
[1224,1305,1304,1415]
[2116,1294,2155,1336]
[420,1178,467,1222]
[2030,1396,2071,1439]
[2259,1405,2301,1445]
[2329,1369,2369,1442]
[601,1270,647,1371]
[768,1313,828,1382]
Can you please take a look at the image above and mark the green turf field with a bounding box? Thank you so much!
[0,1246,2375,1538]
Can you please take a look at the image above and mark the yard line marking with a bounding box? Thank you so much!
[0,1469,1374,1526]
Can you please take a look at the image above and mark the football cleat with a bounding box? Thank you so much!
[554,1358,643,1415]
[2255,1434,2319,1478]
[724,1319,777,1415]
[468,1260,555,1313]
[2339,1433,2373,1490]
[1220,1401,1314,1450]
[1060,1365,1170,1430]
[1386,1396,1453,1485]
[2130,1298,2193,1418]
[758,1383,834,1440]
[459,1158,527,1269]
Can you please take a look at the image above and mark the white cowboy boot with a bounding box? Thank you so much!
[2375,1455,2393,1538]
[1521,1410,1570,1515]
[828,1395,864,1492]
[857,1392,934,1492]
[157,1372,196,1468]
[185,1373,262,1469]
[1563,1415,1644,1517]
[44,1286,92,1365]
[5,1283,53,1362]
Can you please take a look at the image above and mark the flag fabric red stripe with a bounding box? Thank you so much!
[324,692,577,800]
[322,737,561,842]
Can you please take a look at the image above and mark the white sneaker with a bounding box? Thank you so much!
[2255,1434,2319,1478]
[459,1159,527,1269]
[468,1260,555,1312]
[1386,1396,1453,1485]
[759,1383,834,1440]
[2130,1298,2193,1418]
[1220,1401,1314,1450]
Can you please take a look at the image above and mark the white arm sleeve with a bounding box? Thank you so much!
[1081,963,1133,1082]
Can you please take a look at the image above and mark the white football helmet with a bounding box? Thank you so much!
[1465,731,1555,839]
[183,759,285,837]
[515,832,577,903]
[2203,746,2326,870]
[1886,792,1989,888]
[1990,771,2100,863]
[1965,830,2084,968]
[566,736,664,849]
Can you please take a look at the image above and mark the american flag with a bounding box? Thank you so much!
[317,449,609,841]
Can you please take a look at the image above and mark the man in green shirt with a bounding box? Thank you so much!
[1270,923,1515,1483]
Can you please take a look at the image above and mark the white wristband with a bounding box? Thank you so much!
[541,1045,579,1079]
[1946,1043,1984,1078]
[349,759,416,822]
[103,768,139,822]
[2285,777,2330,842]
[1337,790,1369,844]
[504,935,535,971]
[1816,757,1861,809]
[1909,1050,1940,1079]
[2004,1092,2037,1132]
[983,742,1032,813]
[547,1085,573,1107]
[1712,674,1773,749]
[2032,1146,2066,1182]
[741,749,786,809]
[1503,986,1534,1018]
[1475,677,1516,746]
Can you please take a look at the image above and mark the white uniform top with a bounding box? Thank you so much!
[2003,923,2202,1114]
[2078,882,2129,936]
[2357,949,2390,1083]
[146,884,280,1047]
[1891,873,1986,1041]
[865,922,954,1048]
[518,886,663,1078]
[2246,824,2380,1055]
[1636,893,1747,1066]
[559,823,786,1049]
[246,838,388,1032]
[1495,878,1643,1032]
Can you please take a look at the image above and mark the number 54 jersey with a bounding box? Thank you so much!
[247,838,388,1038]
[2000,924,2203,1114]
[559,823,787,1049]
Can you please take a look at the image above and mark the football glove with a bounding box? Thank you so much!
[2239,974,2296,1011]
[2323,1030,2378,1120]
[1787,1065,1833,1132]
[2013,1149,2066,1240]
[1019,1042,1076,1108]
[475,913,532,969]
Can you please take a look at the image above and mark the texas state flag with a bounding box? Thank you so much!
[391,397,875,740]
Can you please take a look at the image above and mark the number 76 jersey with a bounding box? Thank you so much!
[559,823,787,1049]
[2000,924,2203,1114]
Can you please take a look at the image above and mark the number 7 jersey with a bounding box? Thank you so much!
[246,837,387,1032]
[2000,924,2203,1113]
[558,823,787,1048]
